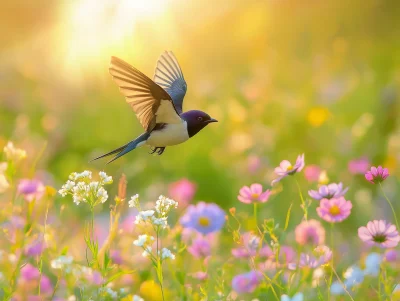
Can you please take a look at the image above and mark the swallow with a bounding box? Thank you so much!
[92,51,217,163]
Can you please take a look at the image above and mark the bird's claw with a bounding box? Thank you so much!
[149,147,165,155]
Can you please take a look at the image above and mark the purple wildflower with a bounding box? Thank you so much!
[358,220,400,248]
[20,264,40,281]
[25,239,46,257]
[231,270,262,293]
[316,197,352,223]
[180,202,225,235]
[348,157,369,175]
[17,179,45,202]
[271,154,305,185]
[238,184,271,204]
[365,166,389,184]
[308,183,349,200]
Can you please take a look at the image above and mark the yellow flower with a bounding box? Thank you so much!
[140,280,169,301]
[308,107,330,127]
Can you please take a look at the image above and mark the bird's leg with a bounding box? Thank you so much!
[156,147,165,155]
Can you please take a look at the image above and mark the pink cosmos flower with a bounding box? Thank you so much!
[169,179,196,207]
[17,179,45,202]
[188,237,211,258]
[304,165,321,182]
[238,184,271,204]
[365,166,389,184]
[308,183,348,200]
[358,220,400,248]
[295,219,325,246]
[40,275,53,294]
[317,197,352,223]
[231,270,262,293]
[259,245,297,272]
[348,157,370,175]
[271,154,305,185]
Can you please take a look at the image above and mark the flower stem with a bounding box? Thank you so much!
[328,223,334,301]
[156,227,165,301]
[379,182,399,230]
[295,178,308,220]
[253,203,258,227]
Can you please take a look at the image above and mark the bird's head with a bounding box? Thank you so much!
[181,110,218,138]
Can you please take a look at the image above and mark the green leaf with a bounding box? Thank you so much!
[284,203,293,231]
[175,271,185,286]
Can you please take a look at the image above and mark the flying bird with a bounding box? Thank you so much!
[92,51,218,163]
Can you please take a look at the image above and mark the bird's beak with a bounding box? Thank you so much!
[207,118,218,123]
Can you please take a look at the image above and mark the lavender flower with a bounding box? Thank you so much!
[180,202,225,235]
[18,179,45,202]
[308,183,348,200]
[231,270,262,293]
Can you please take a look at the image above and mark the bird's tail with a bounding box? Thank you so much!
[91,132,150,164]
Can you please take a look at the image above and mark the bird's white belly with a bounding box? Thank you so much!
[146,122,189,146]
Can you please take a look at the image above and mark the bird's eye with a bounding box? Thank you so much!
[197,116,203,121]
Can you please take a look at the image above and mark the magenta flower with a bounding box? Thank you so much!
[271,154,305,185]
[317,197,352,223]
[17,179,45,202]
[110,250,123,265]
[191,271,208,281]
[295,219,325,246]
[365,166,389,184]
[188,237,211,258]
[25,239,46,257]
[20,264,40,281]
[358,220,400,248]
[231,270,262,293]
[248,155,262,173]
[169,178,197,207]
[308,183,349,200]
[238,184,271,204]
[40,275,53,294]
[180,202,225,235]
[304,165,321,182]
[348,157,370,174]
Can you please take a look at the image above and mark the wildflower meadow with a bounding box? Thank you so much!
[2,1,400,300]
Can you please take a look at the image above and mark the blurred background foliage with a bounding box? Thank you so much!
[1,0,400,231]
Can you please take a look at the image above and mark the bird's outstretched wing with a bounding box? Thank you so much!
[109,56,182,132]
[153,51,187,114]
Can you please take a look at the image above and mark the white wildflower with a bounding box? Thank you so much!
[58,180,75,197]
[99,287,118,299]
[51,255,74,270]
[129,194,140,208]
[67,296,77,301]
[3,142,26,162]
[142,247,152,257]
[135,210,155,224]
[133,295,144,301]
[97,187,108,203]
[133,235,154,247]
[69,170,92,181]
[99,171,113,184]
[151,216,168,228]
[155,195,178,217]
[160,248,175,260]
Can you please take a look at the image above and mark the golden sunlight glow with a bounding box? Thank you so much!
[58,0,168,72]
